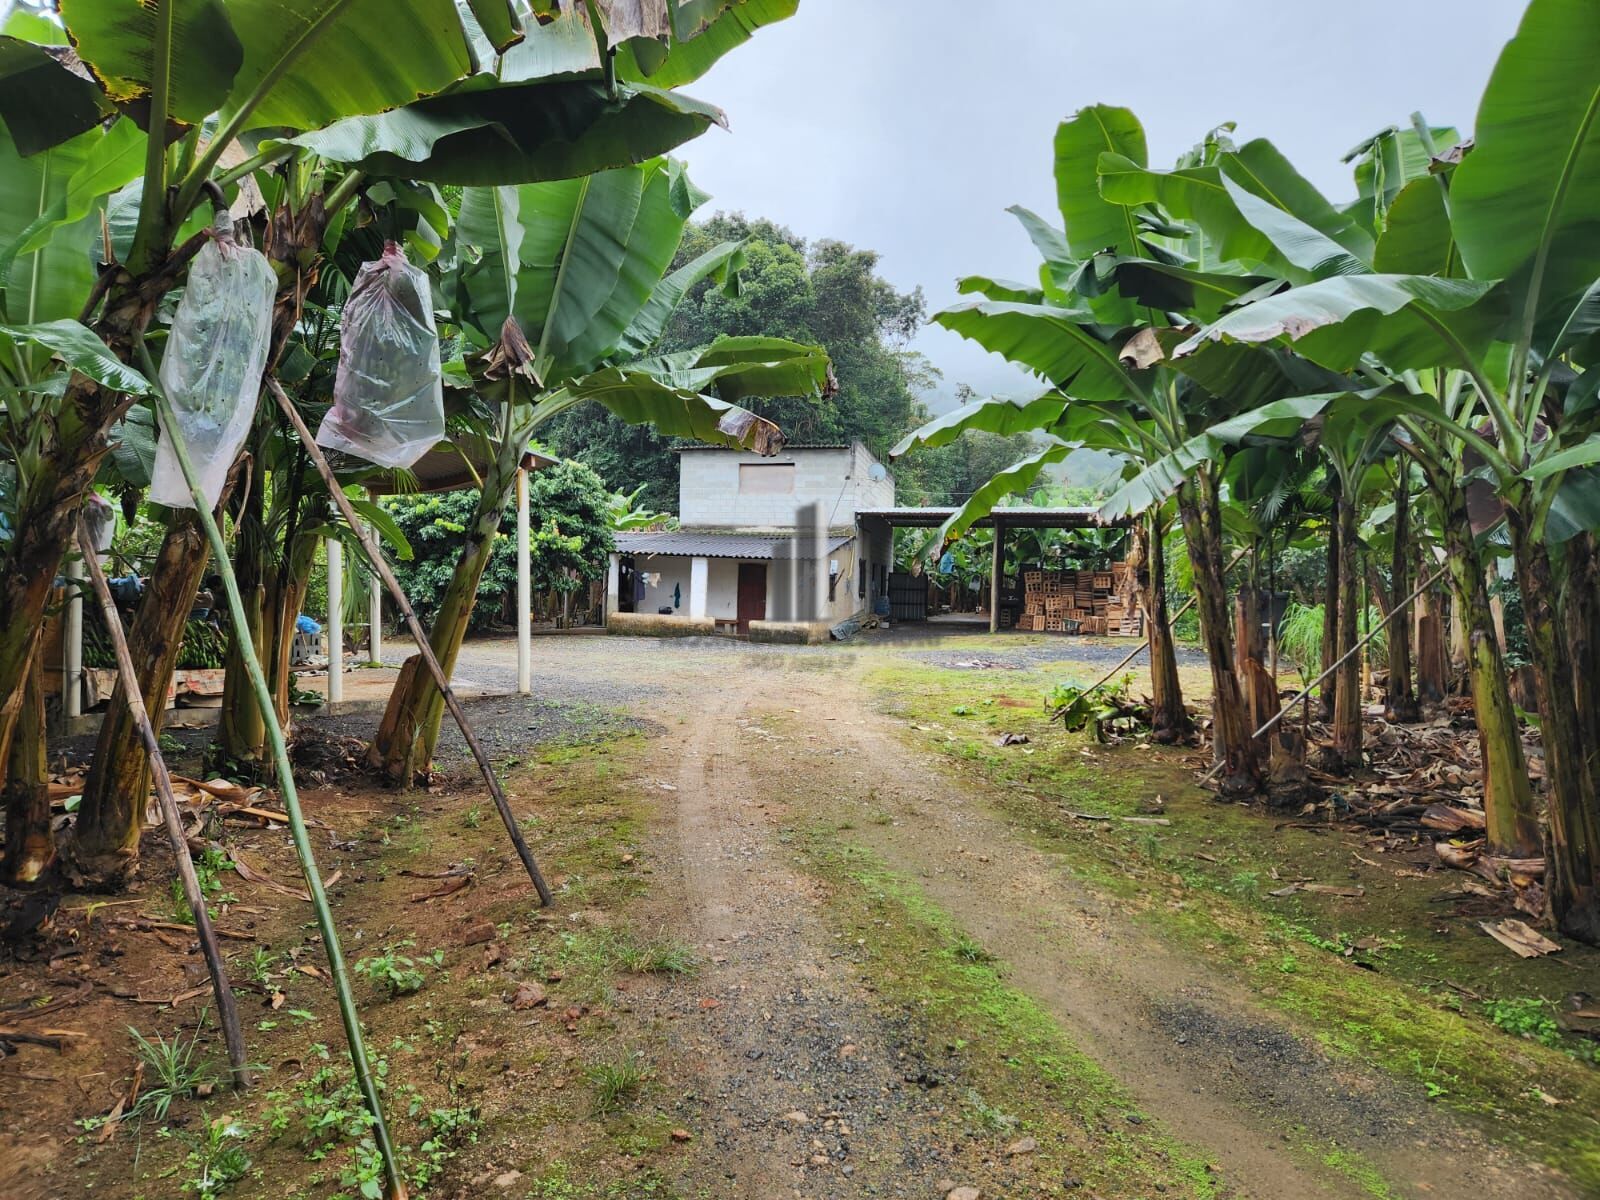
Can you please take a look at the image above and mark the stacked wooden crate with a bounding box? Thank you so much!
[1018,564,1143,636]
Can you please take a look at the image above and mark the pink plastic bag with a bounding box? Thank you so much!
[316,243,444,469]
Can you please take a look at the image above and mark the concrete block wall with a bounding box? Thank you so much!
[679,442,896,530]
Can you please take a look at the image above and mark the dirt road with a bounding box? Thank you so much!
[602,638,1574,1200]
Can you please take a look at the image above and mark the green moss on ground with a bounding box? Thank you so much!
[793,828,1230,1199]
[865,658,1600,1191]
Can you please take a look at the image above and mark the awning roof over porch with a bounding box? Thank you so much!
[616,531,853,560]
[855,506,1123,529]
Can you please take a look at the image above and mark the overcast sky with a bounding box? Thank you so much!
[674,0,1524,410]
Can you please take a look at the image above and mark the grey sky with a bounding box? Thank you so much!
[675,0,1523,410]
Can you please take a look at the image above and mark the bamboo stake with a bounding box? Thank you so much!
[1198,565,1449,786]
[267,378,553,905]
[75,524,250,1089]
[137,347,406,1200]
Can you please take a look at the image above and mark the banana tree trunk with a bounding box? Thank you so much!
[1384,471,1419,722]
[1,655,51,884]
[215,463,269,776]
[1131,514,1191,744]
[1505,508,1600,944]
[1175,474,1257,794]
[0,249,193,775]
[368,448,518,783]
[1319,481,1341,723]
[265,532,319,725]
[1564,533,1600,797]
[1441,499,1540,859]
[66,500,225,888]
[1330,486,1363,771]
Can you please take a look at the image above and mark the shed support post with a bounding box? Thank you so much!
[326,538,343,704]
[367,515,383,666]
[516,467,530,694]
[605,553,620,619]
[990,522,1004,634]
[368,492,384,668]
[64,552,83,719]
[689,556,709,620]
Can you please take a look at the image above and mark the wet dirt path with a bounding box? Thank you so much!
[632,647,1574,1200]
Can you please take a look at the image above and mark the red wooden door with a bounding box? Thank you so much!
[736,563,767,634]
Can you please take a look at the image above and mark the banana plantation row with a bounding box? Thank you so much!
[885,0,1600,944]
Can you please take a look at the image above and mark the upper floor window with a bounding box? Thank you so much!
[738,463,795,494]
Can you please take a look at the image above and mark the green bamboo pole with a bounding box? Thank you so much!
[136,344,407,1200]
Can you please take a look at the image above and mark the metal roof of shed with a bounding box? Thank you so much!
[616,531,854,560]
[855,506,1122,529]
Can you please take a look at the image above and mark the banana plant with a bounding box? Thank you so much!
[368,157,833,782]
[0,0,802,827]
[899,107,1371,792]
[1136,0,1600,937]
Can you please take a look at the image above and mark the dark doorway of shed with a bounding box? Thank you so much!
[737,563,767,635]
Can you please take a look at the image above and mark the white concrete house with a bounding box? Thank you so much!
[608,442,896,635]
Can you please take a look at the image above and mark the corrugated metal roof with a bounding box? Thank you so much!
[855,506,1122,529]
[616,531,854,560]
[674,444,850,452]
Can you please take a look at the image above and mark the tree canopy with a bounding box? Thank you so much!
[542,213,950,510]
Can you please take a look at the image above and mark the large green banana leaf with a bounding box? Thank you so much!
[1089,255,1275,323]
[0,12,111,155]
[566,336,829,428]
[617,0,799,88]
[218,0,473,133]
[0,124,107,323]
[932,300,1142,403]
[890,391,1071,458]
[623,336,831,404]
[285,79,724,187]
[504,0,798,88]
[0,318,153,393]
[1098,138,1373,280]
[612,238,746,360]
[8,118,145,261]
[448,159,708,381]
[56,0,478,143]
[1343,123,1459,233]
[1176,274,1500,373]
[59,0,242,127]
[1056,105,1146,262]
[1372,178,1458,276]
[1452,0,1600,285]
[1220,174,1368,280]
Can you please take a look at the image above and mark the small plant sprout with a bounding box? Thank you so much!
[181,1114,252,1198]
[127,1024,222,1123]
[586,1052,649,1114]
[352,941,441,998]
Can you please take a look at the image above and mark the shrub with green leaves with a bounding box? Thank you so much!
[380,460,615,631]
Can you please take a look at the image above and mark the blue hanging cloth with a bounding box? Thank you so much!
[673,583,682,609]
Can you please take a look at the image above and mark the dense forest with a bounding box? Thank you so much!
[542,214,1035,511]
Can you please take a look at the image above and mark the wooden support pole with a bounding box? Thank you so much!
[266,379,552,905]
[75,523,250,1089]
[516,467,531,691]
[989,522,1003,634]
[326,538,343,703]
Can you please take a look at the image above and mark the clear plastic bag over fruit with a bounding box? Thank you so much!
[149,213,276,510]
[316,242,445,469]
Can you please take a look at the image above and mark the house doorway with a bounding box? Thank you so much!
[736,563,767,635]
